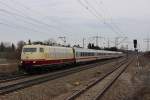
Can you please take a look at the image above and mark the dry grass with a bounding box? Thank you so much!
[0,59,19,73]
[0,64,18,74]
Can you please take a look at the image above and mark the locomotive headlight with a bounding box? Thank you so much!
[33,61,36,63]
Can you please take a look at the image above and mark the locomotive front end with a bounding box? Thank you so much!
[20,45,45,70]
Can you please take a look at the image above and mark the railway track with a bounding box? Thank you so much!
[0,73,30,83]
[0,58,122,83]
[0,57,125,95]
[65,57,133,100]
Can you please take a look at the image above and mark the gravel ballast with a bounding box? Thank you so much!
[0,58,124,100]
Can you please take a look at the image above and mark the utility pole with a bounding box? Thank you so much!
[107,38,110,48]
[115,36,128,48]
[82,38,85,48]
[126,44,129,58]
[92,33,103,47]
[58,36,66,46]
[115,37,119,48]
[144,37,150,51]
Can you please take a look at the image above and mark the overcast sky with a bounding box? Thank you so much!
[0,0,150,51]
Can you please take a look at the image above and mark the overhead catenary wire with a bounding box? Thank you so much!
[94,0,124,35]
[0,9,59,35]
[0,0,128,47]
[1,0,119,36]
[78,0,128,48]
[85,0,123,36]
[94,0,128,47]
[0,22,39,33]
[77,0,104,23]
[4,0,73,36]
[0,1,68,34]
[0,19,52,36]
[77,0,122,36]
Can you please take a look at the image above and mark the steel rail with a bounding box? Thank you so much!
[0,73,30,83]
[65,57,133,100]
[0,57,125,95]
[93,59,133,100]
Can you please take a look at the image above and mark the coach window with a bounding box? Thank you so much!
[40,48,44,52]
[82,52,84,56]
[86,52,87,56]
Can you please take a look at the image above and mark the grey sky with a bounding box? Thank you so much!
[0,0,150,51]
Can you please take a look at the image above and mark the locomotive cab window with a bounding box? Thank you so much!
[23,48,37,52]
[40,48,44,52]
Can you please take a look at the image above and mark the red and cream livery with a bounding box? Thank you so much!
[21,44,123,71]
[21,45,74,69]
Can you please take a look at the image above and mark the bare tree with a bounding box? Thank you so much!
[11,43,16,52]
[44,38,56,46]
[16,41,26,59]
[28,39,31,45]
[0,42,5,52]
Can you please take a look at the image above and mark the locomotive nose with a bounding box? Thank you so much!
[24,53,30,59]
[26,56,29,59]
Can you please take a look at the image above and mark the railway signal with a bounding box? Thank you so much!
[133,39,138,52]
[133,40,137,49]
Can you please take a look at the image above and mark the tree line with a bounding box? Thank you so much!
[0,41,25,60]
[87,43,118,51]
[0,39,119,60]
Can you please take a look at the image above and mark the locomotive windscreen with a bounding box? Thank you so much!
[23,48,37,52]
